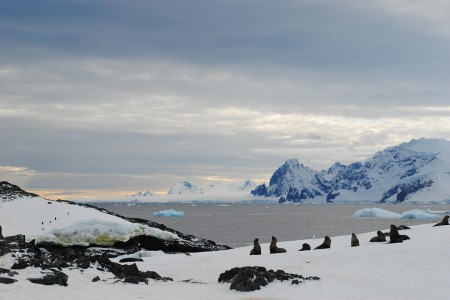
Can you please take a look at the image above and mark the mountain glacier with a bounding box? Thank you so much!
[252,138,450,204]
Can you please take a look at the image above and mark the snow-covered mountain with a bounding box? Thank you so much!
[167,181,200,195]
[166,180,256,196]
[131,189,155,197]
[202,179,256,194]
[124,180,257,202]
[252,138,450,204]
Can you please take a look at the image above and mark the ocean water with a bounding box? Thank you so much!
[95,203,450,248]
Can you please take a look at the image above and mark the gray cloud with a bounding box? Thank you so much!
[1,0,450,198]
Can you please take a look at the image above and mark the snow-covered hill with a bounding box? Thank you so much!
[252,138,450,204]
[0,182,229,251]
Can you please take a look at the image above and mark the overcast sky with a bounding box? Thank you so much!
[1,0,450,199]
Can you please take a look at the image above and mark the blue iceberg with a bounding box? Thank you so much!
[400,209,440,220]
[352,208,400,218]
[153,209,185,218]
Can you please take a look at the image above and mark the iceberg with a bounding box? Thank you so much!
[400,209,440,220]
[153,209,185,217]
[352,208,400,218]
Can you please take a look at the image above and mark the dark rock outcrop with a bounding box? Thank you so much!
[27,269,68,286]
[0,277,17,284]
[119,257,144,263]
[218,266,320,292]
[94,254,172,284]
[251,183,267,196]
[0,181,39,201]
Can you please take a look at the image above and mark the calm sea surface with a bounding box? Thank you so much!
[94,203,450,248]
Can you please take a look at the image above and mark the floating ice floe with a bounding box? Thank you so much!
[400,209,440,220]
[352,207,401,218]
[153,209,185,217]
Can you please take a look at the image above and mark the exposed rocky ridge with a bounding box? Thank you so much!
[252,138,450,203]
[0,181,38,201]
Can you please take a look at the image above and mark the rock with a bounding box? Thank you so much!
[63,248,77,261]
[94,254,169,283]
[124,276,148,285]
[92,276,101,282]
[0,268,10,274]
[119,257,144,263]
[11,257,31,269]
[218,266,320,292]
[158,277,174,282]
[0,277,17,284]
[0,268,18,277]
[75,257,91,269]
[141,270,162,280]
[0,181,39,200]
[27,270,68,286]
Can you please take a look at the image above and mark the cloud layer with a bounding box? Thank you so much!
[1,0,449,199]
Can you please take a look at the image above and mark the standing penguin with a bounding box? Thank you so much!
[250,238,261,255]
[351,233,360,247]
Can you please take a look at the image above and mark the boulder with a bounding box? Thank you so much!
[27,270,68,286]
[218,266,320,292]
[119,257,144,263]
[0,277,17,284]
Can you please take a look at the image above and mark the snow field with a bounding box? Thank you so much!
[3,223,448,299]
[1,196,450,299]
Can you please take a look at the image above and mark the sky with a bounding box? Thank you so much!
[1,0,450,199]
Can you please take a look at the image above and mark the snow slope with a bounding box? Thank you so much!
[0,196,179,246]
[1,221,449,299]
